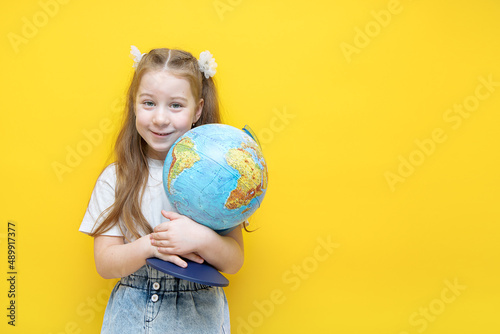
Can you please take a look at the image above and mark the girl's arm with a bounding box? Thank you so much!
[94,234,204,279]
[151,211,245,275]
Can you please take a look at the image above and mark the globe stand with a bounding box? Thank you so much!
[146,257,229,287]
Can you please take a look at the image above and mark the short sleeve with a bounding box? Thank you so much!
[79,164,124,237]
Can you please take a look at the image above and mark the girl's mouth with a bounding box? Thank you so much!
[152,131,171,137]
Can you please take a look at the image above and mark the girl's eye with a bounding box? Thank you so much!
[143,101,155,107]
[171,103,182,109]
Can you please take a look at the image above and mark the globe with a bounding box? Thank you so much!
[163,124,268,234]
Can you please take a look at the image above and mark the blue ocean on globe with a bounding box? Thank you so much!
[163,124,268,234]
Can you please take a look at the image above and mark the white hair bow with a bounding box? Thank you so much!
[130,45,146,69]
[198,51,217,78]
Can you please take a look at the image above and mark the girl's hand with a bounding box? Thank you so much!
[149,247,203,269]
[150,210,214,266]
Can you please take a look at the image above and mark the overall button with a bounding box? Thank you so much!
[151,294,159,302]
[152,282,160,290]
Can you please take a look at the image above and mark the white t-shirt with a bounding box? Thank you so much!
[79,158,175,242]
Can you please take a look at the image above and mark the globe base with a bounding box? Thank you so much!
[146,257,229,287]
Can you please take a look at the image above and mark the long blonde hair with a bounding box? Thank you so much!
[90,48,221,240]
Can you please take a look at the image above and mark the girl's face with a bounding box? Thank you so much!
[135,70,203,160]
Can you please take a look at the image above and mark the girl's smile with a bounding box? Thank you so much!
[151,131,173,137]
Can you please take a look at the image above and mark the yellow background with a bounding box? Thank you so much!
[1,0,499,333]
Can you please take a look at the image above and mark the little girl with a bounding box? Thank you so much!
[79,47,244,333]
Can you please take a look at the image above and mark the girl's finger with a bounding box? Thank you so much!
[161,210,182,221]
[183,253,205,264]
[164,255,187,268]
[153,222,169,233]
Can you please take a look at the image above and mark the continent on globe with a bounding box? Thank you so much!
[167,137,200,193]
[224,141,268,211]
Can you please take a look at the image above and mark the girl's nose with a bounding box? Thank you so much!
[152,107,169,125]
